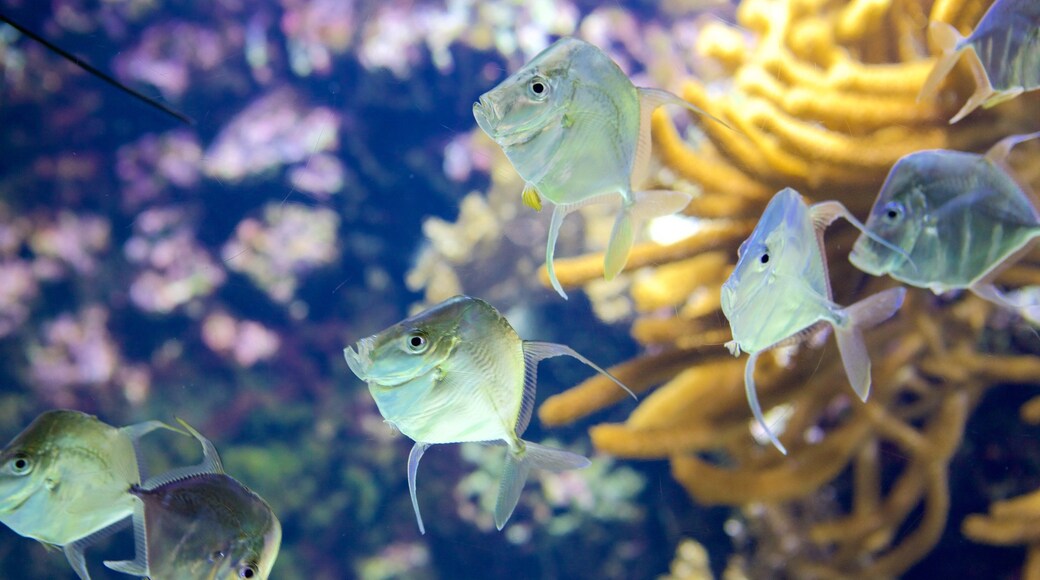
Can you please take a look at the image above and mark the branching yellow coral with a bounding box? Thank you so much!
[536,0,1040,576]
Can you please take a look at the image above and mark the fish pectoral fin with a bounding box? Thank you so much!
[523,341,636,400]
[743,351,787,455]
[65,517,131,580]
[918,21,964,103]
[521,184,543,211]
[103,502,149,577]
[835,287,907,401]
[494,441,589,530]
[408,442,431,535]
[949,46,996,124]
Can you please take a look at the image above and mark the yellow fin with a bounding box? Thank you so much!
[522,185,543,212]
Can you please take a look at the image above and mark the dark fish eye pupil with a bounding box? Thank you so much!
[410,335,425,348]
[887,210,898,219]
[760,253,769,264]
[532,81,544,94]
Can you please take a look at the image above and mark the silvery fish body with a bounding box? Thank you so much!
[344,295,632,532]
[920,0,1040,123]
[473,37,707,298]
[105,420,281,580]
[0,409,170,579]
[850,133,1040,315]
[722,188,906,454]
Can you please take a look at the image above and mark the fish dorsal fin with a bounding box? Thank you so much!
[408,442,431,535]
[521,342,635,426]
[103,501,149,577]
[918,21,965,103]
[984,132,1040,165]
[120,420,182,485]
[141,418,223,490]
[633,88,732,188]
[63,516,131,580]
[811,200,917,272]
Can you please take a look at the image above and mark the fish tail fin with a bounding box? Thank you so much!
[103,501,149,577]
[743,351,787,455]
[604,190,691,280]
[835,287,907,401]
[495,441,589,530]
[546,204,571,299]
[949,46,997,123]
[918,21,964,103]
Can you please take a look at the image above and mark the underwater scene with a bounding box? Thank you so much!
[1,0,1039,578]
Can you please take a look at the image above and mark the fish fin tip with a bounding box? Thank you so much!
[985,132,1040,164]
[523,341,635,400]
[948,48,995,123]
[494,450,532,530]
[638,86,733,132]
[408,442,430,535]
[604,210,635,280]
[918,21,963,102]
[743,352,787,454]
[546,206,570,299]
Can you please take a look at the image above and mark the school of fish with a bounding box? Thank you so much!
[4,0,1039,572]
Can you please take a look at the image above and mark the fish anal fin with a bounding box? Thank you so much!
[408,442,431,535]
[919,21,964,102]
[835,287,907,401]
[494,441,589,529]
[949,46,996,124]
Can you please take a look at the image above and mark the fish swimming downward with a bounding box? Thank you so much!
[473,36,724,299]
[721,188,907,454]
[104,419,282,580]
[850,132,1040,319]
[918,0,1040,123]
[0,409,173,579]
[344,295,634,532]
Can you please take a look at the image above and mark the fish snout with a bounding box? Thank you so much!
[473,96,498,136]
[343,338,374,381]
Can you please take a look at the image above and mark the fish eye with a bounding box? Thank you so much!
[528,76,549,100]
[759,253,770,265]
[239,564,259,578]
[882,201,904,222]
[8,453,31,475]
[405,331,428,353]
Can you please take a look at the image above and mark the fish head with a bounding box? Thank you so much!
[344,297,467,387]
[472,38,582,146]
[214,510,281,580]
[0,410,79,513]
[850,154,928,275]
[723,189,805,322]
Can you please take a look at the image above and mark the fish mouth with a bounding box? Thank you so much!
[472,95,498,137]
[343,337,374,381]
[848,238,887,276]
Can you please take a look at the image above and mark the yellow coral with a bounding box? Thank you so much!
[536,0,1040,576]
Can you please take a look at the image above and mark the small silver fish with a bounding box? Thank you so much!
[105,419,281,580]
[473,37,722,299]
[919,0,1040,123]
[722,188,907,454]
[850,132,1040,318]
[0,409,171,580]
[344,295,633,532]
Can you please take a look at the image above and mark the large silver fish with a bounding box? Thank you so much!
[344,295,633,532]
[919,0,1040,123]
[0,409,171,579]
[722,188,906,454]
[850,132,1040,318]
[105,419,281,580]
[473,37,720,299]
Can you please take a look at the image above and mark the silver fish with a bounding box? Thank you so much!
[344,295,633,532]
[850,132,1040,318]
[0,409,171,580]
[722,188,907,454]
[473,37,722,299]
[105,419,281,580]
[919,0,1040,123]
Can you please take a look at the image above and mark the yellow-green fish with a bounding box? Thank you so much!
[850,132,1040,318]
[0,409,171,579]
[344,295,633,532]
[473,37,720,299]
[919,0,1040,123]
[105,419,281,580]
[721,188,907,454]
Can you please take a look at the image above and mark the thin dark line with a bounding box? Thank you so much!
[0,13,194,125]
